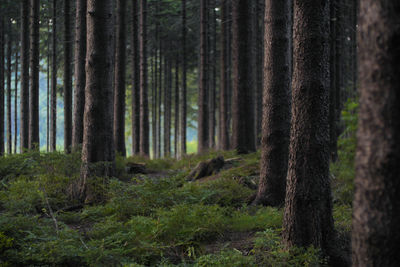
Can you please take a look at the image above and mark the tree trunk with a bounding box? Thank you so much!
[208,0,216,149]
[139,0,149,157]
[131,0,140,155]
[352,1,400,266]
[6,22,12,155]
[113,0,127,157]
[20,0,30,152]
[282,0,336,261]
[231,0,256,154]
[180,0,187,155]
[329,0,338,162]
[164,56,171,157]
[158,44,163,158]
[152,51,157,159]
[80,0,115,202]
[174,57,179,158]
[198,0,209,153]
[253,0,290,207]
[63,0,72,153]
[29,0,40,150]
[50,0,57,152]
[219,0,229,151]
[47,23,50,152]
[14,42,19,154]
[0,17,4,156]
[72,0,87,150]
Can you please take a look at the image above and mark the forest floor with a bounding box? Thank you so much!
[0,145,353,266]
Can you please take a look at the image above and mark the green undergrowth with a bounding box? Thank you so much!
[0,141,353,266]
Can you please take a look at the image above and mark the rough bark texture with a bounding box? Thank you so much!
[219,0,229,151]
[174,58,179,158]
[20,0,29,152]
[63,0,72,153]
[282,0,337,261]
[254,0,290,207]
[198,0,209,154]
[72,0,87,150]
[50,0,57,152]
[139,0,149,157]
[231,0,256,154]
[6,22,12,155]
[329,0,338,162]
[352,1,400,266]
[29,0,40,150]
[80,0,115,202]
[113,0,127,157]
[14,41,18,154]
[0,17,4,156]
[180,0,187,155]
[131,0,140,155]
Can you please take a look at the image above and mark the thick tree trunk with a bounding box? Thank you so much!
[6,22,12,155]
[50,0,57,152]
[131,0,140,155]
[352,1,400,266]
[282,0,336,261]
[219,0,229,151]
[72,0,87,150]
[20,0,30,152]
[253,0,290,207]
[63,0,72,153]
[231,0,256,154]
[80,0,115,202]
[174,57,179,158]
[113,0,127,157]
[198,0,209,153]
[14,42,19,154]
[139,0,149,157]
[29,0,40,150]
[329,0,338,162]
[180,0,187,155]
[0,17,4,156]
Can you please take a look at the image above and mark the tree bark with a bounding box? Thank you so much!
[72,0,87,150]
[0,17,4,156]
[80,0,115,202]
[14,41,19,154]
[174,57,179,158]
[219,0,229,151]
[198,0,209,153]
[158,44,163,158]
[329,0,338,162]
[20,0,30,152]
[6,21,12,155]
[139,0,149,157]
[253,0,290,207]
[208,0,216,149]
[63,0,72,153]
[113,0,127,157]
[29,0,40,150]
[231,0,256,154]
[282,0,336,260]
[164,56,171,157]
[47,23,50,152]
[131,0,140,155]
[352,1,400,266]
[50,0,57,152]
[180,0,187,155]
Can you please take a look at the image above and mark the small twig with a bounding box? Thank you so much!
[41,187,59,232]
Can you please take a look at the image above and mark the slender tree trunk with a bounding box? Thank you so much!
[253,0,290,207]
[6,22,12,155]
[164,56,171,157]
[208,0,216,149]
[131,0,140,155]
[80,0,115,202]
[231,0,256,154]
[0,17,4,156]
[63,0,72,153]
[72,0,87,150]
[29,0,40,150]
[180,0,187,155]
[113,0,127,156]
[50,0,57,151]
[47,24,50,152]
[219,0,229,151]
[14,43,19,154]
[158,44,162,158]
[198,0,209,153]
[352,1,400,265]
[152,53,157,158]
[283,0,338,263]
[329,0,338,162]
[20,0,30,152]
[139,0,149,157]
[174,57,179,158]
